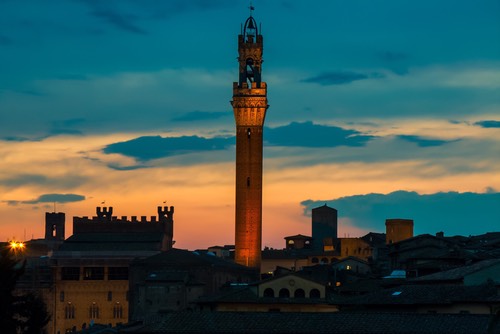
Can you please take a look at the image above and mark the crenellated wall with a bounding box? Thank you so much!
[73,206,174,250]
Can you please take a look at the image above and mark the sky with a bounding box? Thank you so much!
[0,0,499,249]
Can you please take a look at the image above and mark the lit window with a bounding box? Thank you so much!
[346,265,351,270]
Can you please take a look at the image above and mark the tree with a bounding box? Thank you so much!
[0,246,25,333]
[0,246,50,334]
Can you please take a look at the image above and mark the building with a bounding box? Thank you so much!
[49,205,173,334]
[231,9,269,270]
[128,248,257,322]
[312,204,338,250]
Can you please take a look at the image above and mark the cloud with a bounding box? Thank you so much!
[171,111,230,122]
[301,71,385,86]
[55,74,88,81]
[396,135,457,147]
[301,190,500,236]
[377,51,410,75]
[378,51,409,62]
[102,122,374,162]
[265,121,374,148]
[0,34,14,45]
[5,193,86,205]
[89,9,147,34]
[474,120,500,128]
[0,174,88,189]
[103,135,233,161]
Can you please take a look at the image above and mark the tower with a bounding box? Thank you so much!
[45,212,65,241]
[231,9,268,269]
[385,218,414,244]
[312,204,338,250]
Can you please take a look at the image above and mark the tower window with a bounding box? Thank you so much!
[52,225,57,237]
[247,177,250,187]
[247,128,251,138]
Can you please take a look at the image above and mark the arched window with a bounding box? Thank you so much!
[89,303,99,319]
[311,257,319,264]
[65,303,75,319]
[278,288,290,298]
[294,289,305,298]
[321,257,329,264]
[288,240,295,244]
[263,288,274,298]
[310,289,320,298]
[247,128,251,138]
[113,303,123,319]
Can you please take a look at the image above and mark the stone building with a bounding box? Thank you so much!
[49,205,174,334]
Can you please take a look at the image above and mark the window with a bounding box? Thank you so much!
[263,288,274,298]
[294,289,305,298]
[61,267,80,280]
[108,267,128,280]
[89,303,99,319]
[65,303,75,319]
[60,291,65,302]
[107,291,112,301]
[278,288,290,298]
[83,267,104,280]
[113,303,123,319]
[310,289,320,298]
[311,257,319,264]
[247,128,251,138]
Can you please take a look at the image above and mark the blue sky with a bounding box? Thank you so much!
[0,0,499,248]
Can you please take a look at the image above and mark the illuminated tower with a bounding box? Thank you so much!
[231,9,268,269]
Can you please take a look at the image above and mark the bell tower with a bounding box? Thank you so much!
[231,8,268,270]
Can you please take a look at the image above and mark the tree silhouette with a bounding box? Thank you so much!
[0,246,50,334]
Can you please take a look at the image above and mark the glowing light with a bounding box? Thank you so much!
[9,240,26,253]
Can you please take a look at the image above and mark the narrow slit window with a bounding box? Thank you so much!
[247,128,251,138]
[247,177,250,187]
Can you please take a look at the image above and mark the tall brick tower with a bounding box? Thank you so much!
[231,9,268,270]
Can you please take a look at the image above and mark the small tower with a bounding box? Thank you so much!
[386,218,414,244]
[231,8,269,270]
[158,205,174,251]
[45,212,65,241]
[312,204,338,250]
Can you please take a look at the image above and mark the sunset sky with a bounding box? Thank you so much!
[1,0,499,249]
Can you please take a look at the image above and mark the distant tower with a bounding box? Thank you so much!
[45,212,65,241]
[312,205,338,250]
[231,8,268,269]
[385,218,414,244]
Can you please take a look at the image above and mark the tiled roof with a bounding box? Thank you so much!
[132,248,254,272]
[136,311,500,333]
[334,283,500,306]
[57,232,163,252]
[412,259,500,282]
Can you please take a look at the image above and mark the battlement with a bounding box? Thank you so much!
[73,206,174,237]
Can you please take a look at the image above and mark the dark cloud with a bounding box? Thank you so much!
[89,9,147,35]
[396,135,457,147]
[1,136,30,142]
[378,51,409,62]
[102,122,374,162]
[5,193,86,206]
[301,71,385,86]
[301,190,500,236]
[0,174,87,189]
[265,121,374,148]
[106,164,150,171]
[0,34,14,45]
[55,74,88,81]
[103,135,233,161]
[377,51,410,75]
[474,120,500,128]
[171,111,229,122]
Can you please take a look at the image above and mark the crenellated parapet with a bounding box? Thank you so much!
[73,206,175,241]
